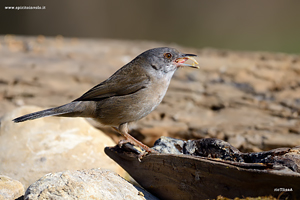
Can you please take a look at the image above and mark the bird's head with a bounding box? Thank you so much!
[137,47,198,78]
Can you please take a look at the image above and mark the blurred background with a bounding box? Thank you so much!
[1,0,300,53]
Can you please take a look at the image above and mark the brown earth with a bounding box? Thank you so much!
[1,35,300,153]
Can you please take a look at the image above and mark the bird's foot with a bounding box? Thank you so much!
[114,124,158,160]
[117,139,158,161]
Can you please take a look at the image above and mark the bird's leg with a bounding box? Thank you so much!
[112,127,131,147]
[113,123,156,153]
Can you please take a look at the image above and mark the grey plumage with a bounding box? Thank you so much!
[13,101,92,122]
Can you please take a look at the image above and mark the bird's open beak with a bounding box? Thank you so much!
[175,54,199,69]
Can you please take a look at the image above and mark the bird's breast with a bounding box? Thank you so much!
[143,76,171,110]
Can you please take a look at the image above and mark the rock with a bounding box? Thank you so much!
[152,136,185,154]
[25,168,158,200]
[0,175,24,200]
[0,106,126,188]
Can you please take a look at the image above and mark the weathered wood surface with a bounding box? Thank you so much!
[105,138,300,200]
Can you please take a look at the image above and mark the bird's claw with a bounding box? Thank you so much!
[117,140,158,161]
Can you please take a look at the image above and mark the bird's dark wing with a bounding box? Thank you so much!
[74,65,150,101]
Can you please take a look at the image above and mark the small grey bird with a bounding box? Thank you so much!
[13,47,198,152]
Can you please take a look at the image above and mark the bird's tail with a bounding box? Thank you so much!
[12,102,82,123]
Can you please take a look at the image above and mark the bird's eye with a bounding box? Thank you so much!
[164,53,172,59]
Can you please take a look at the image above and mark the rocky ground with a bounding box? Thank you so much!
[0,35,300,199]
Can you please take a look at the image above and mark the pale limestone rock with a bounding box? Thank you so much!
[0,175,24,200]
[0,106,126,188]
[25,169,158,200]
